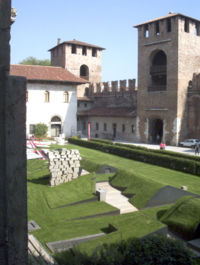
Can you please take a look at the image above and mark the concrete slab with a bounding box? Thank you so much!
[143,185,199,209]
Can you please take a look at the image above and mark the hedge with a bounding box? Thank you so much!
[68,137,200,176]
[90,138,200,162]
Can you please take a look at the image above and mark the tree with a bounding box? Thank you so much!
[19,56,50,66]
[34,123,48,138]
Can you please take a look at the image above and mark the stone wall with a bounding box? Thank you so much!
[48,149,82,186]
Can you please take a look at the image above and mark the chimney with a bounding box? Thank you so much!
[57,38,61,45]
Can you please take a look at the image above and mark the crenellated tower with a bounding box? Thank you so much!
[134,12,200,145]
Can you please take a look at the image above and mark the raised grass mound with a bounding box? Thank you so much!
[159,196,200,239]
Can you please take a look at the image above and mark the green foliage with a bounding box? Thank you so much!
[55,235,197,265]
[68,137,200,176]
[159,196,200,239]
[19,56,50,66]
[34,123,48,138]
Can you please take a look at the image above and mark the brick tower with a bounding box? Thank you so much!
[134,13,200,145]
[49,39,105,97]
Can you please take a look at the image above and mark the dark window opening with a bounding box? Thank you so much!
[131,125,135,133]
[71,44,77,54]
[195,23,200,36]
[84,103,87,108]
[80,65,89,80]
[155,21,160,35]
[149,50,167,91]
[85,87,89,96]
[184,18,189,33]
[144,24,149,38]
[92,48,97,57]
[82,46,87,56]
[51,116,61,122]
[104,123,107,131]
[83,121,86,130]
[166,18,171,32]
[122,124,125,133]
[96,123,99,130]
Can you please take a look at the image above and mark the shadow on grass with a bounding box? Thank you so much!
[28,175,50,185]
[157,209,167,220]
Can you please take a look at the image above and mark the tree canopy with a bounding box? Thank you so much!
[19,56,50,66]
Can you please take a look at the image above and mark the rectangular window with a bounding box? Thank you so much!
[71,44,76,54]
[82,46,87,56]
[45,91,50,102]
[122,124,125,133]
[166,18,171,32]
[84,103,87,108]
[92,48,97,57]
[131,125,135,133]
[96,122,99,130]
[83,121,86,130]
[184,18,189,33]
[29,124,35,134]
[155,21,160,35]
[144,24,149,38]
[63,92,69,103]
[104,123,107,131]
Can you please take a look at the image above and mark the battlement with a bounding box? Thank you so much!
[85,79,136,97]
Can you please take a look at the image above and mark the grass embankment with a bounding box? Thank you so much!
[159,196,200,239]
[28,144,200,255]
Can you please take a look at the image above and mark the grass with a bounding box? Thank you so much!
[27,143,200,257]
[159,196,200,239]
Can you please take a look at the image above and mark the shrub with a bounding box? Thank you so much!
[34,123,48,138]
[68,137,200,176]
[55,235,197,265]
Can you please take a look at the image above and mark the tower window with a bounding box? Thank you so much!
[71,44,77,54]
[184,18,189,33]
[144,24,149,38]
[92,48,97,57]
[80,65,89,80]
[82,46,87,56]
[155,21,160,36]
[166,18,171,32]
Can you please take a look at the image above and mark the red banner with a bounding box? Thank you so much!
[88,122,91,140]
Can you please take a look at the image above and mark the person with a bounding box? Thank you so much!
[195,143,199,155]
[160,142,166,150]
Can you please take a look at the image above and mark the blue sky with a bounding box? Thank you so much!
[11,0,200,81]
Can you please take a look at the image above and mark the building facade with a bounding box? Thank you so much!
[10,64,86,138]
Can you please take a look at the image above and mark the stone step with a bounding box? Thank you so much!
[187,239,200,254]
[28,234,58,265]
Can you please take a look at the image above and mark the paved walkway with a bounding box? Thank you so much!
[114,140,197,156]
[96,182,138,214]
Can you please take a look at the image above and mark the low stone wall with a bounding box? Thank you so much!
[48,149,82,186]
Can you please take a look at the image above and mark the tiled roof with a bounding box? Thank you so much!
[10,64,87,84]
[134,12,200,28]
[49,39,105,51]
[78,107,136,117]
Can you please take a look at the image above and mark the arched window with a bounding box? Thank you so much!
[44,91,50,102]
[63,91,69,103]
[149,50,167,91]
[80,65,89,80]
[51,116,61,122]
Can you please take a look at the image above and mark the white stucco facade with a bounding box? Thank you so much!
[26,82,77,138]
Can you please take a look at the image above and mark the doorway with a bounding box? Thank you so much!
[149,118,163,143]
[51,116,62,137]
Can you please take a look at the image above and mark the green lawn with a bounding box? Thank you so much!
[28,143,200,256]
